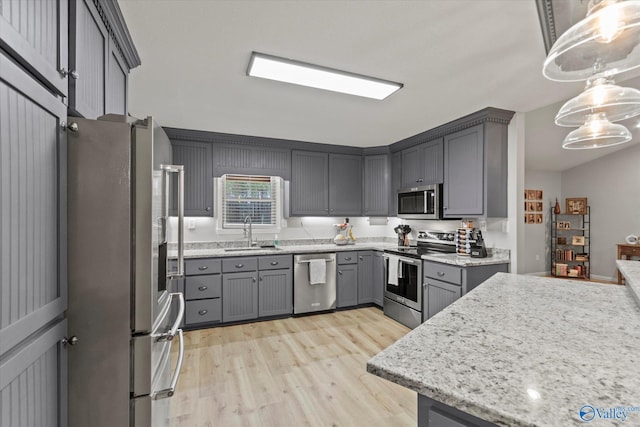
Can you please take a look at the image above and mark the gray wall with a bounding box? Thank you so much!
[523,170,562,275]
[561,143,640,281]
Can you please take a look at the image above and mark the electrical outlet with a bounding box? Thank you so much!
[535,254,540,261]
[188,220,196,230]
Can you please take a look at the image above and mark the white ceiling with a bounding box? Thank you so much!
[119,0,640,172]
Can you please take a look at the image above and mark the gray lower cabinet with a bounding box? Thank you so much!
[183,259,222,327]
[337,252,358,308]
[171,140,214,216]
[363,155,389,216]
[357,252,373,304]
[258,269,293,317]
[423,260,509,320]
[291,150,329,215]
[418,394,497,427]
[222,271,259,323]
[443,123,508,218]
[372,251,385,307]
[329,154,362,216]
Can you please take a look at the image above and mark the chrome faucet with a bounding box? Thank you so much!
[243,215,255,247]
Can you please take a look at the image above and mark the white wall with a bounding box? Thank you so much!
[522,170,562,275]
[561,143,640,281]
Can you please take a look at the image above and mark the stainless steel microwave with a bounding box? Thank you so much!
[397,184,442,219]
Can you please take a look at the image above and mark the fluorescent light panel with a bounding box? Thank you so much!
[247,52,402,100]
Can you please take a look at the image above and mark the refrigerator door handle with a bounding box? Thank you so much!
[163,164,184,279]
[154,293,185,342]
[153,329,185,400]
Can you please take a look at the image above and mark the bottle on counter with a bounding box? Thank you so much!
[274,234,279,246]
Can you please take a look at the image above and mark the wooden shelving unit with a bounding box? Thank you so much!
[550,206,590,279]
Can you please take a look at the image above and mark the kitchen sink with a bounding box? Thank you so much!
[223,246,281,252]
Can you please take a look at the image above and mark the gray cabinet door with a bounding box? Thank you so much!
[69,0,107,119]
[291,150,329,216]
[105,41,127,115]
[329,154,362,216]
[212,143,291,179]
[0,54,68,357]
[401,144,423,188]
[372,252,384,307]
[0,0,68,96]
[357,252,373,304]
[337,264,358,308]
[363,155,389,216]
[0,320,68,427]
[443,125,484,217]
[390,151,402,216]
[171,141,213,216]
[426,279,462,319]
[258,269,293,317]
[222,272,258,323]
[422,138,443,184]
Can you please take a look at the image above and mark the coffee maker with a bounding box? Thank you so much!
[394,224,412,246]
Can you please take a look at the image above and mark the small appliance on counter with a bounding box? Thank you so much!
[394,224,412,246]
[333,218,355,245]
[456,228,487,258]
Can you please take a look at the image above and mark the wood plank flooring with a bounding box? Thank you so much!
[170,307,415,427]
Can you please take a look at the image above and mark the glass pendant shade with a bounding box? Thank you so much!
[543,0,640,82]
[562,112,632,149]
[555,77,640,126]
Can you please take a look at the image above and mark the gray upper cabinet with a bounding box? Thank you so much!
[172,141,213,216]
[0,0,68,97]
[443,122,508,218]
[291,150,329,216]
[106,42,127,115]
[401,137,443,188]
[329,154,362,216]
[363,155,389,216]
[390,151,402,216]
[69,0,107,119]
[212,143,291,179]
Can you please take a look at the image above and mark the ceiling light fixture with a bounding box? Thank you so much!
[246,52,403,100]
[543,0,640,149]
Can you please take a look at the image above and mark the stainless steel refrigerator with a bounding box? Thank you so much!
[66,114,186,426]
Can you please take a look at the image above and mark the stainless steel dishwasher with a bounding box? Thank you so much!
[293,253,337,314]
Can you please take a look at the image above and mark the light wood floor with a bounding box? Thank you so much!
[170,307,416,427]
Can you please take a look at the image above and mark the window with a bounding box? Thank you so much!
[216,174,283,231]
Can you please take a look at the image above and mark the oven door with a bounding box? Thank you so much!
[384,256,422,311]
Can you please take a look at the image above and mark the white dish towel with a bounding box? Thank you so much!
[387,255,400,286]
[309,259,327,285]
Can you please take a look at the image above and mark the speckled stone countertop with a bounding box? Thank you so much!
[171,241,510,267]
[367,273,640,427]
[618,260,640,308]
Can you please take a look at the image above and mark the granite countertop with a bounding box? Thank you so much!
[172,241,510,267]
[618,260,640,307]
[367,272,640,427]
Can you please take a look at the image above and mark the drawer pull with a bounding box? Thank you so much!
[236,263,244,268]
[338,271,343,275]
[198,310,208,316]
[344,257,352,261]
[270,261,279,266]
[198,266,209,271]
[198,286,208,291]
[437,271,445,277]
[253,277,256,282]
[359,256,363,260]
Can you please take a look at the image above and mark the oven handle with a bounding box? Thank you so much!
[154,292,185,342]
[153,328,185,400]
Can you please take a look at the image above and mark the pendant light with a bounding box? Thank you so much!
[542,0,640,149]
[555,77,640,126]
[562,112,632,149]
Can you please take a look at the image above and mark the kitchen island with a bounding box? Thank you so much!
[367,271,640,426]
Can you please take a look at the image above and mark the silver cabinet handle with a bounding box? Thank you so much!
[437,271,445,277]
[155,293,185,342]
[205,207,211,212]
[344,257,352,261]
[65,122,79,133]
[198,310,208,316]
[163,165,185,279]
[198,266,208,271]
[60,68,79,79]
[198,286,208,291]
[338,271,343,275]
[154,329,184,400]
[423,283,427,288]
[359,256,363,260]
[253,277,257,282]
[62,336,79,346]
[270,261,278,266]
[259,276,263,281]
[236,263,244,268]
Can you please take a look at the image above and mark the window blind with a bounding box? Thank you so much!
[221,174,279,228]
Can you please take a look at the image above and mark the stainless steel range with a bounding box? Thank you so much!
[383,230,456,328]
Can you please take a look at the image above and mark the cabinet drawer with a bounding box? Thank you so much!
[222,257,258,273]
[185,299,221,325]
[423,261,462,285]
[185,258,221,275]
[337,251,358,264]
[185,275,221,300]
[259,254,293,271]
